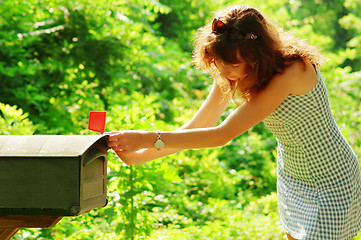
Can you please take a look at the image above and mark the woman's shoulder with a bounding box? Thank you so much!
[273,60,318,96]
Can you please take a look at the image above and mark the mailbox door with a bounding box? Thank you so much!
[79,143,108,215]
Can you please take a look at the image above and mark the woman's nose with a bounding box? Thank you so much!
[220,68,231,78]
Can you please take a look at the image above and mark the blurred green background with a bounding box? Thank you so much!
[1,0,360,239]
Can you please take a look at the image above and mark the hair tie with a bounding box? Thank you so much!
[212,18,227,34]
[211,18,258,41]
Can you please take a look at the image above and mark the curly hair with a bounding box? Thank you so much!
[192,5,327,102]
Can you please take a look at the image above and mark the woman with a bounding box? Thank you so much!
[107,5,361,239]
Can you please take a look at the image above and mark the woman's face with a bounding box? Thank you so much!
[214,58,247,82]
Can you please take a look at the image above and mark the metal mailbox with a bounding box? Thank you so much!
[0,135,108,216]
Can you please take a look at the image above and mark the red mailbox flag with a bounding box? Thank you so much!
[88,111,106,134]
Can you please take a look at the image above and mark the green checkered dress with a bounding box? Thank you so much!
[262,67,361,239]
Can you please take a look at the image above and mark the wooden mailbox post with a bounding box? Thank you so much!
[0,135,108,240]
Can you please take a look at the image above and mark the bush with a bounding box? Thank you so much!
[0,102,37,135]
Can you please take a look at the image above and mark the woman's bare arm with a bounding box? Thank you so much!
[109,81,229,165]
[109,61,313,153]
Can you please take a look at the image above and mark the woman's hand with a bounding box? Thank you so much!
[106,130,150,153]
[106,131,185,165]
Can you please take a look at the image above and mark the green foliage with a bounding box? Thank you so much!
[339,0,361,70]
[148,193,284,239]
[0,102,37,135]
[2,0,361,239]
[0,0,210,134]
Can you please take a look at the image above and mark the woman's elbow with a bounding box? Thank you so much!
[213,126,238,147]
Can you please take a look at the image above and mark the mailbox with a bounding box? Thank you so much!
[0,135,108,216]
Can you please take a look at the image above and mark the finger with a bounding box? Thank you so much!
[108,132,124,142]
[108,140,122,147]
[105,130,119,135]
[115,151,128,162]
[111,145,125,152]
